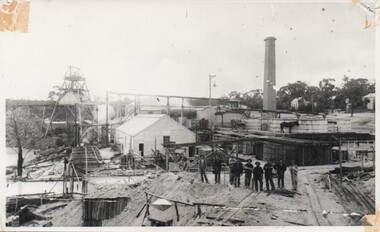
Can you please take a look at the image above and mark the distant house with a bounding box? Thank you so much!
[332,142,374,161]
[291,97,316,110]
[290,97,302,110]
[195,106,218,127]
[362,93,375,110]
[115,114,196,158]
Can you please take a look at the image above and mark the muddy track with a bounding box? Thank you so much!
[303,176,332,226]
[194,189,261,226]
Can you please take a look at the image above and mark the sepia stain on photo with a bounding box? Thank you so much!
[1,0,377,230]
[0,0,30,33]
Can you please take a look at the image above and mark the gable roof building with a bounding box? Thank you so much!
[115,114,196,158]
[362,93,375,110]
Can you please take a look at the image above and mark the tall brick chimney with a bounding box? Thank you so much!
[263,36,277,111]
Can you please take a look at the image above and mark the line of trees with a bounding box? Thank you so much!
[220,76,375,115]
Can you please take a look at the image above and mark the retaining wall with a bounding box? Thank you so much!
[248,118,329,133]
[261,142,332,166]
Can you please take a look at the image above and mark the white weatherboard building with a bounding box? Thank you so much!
[362,93,375,110]
[115,114,196,157]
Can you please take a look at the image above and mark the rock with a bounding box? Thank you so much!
[322,210,328,217]
[43,221,53,227]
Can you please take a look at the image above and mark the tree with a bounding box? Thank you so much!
[285,81,308,98]
[318,78,336,111]
[47,85,61,101]
[241,89,263,109]
[340,76,374,116]
[277,81,308,111]
[217,90,263,110]
[6,107,43,177]
[228,91,242,100]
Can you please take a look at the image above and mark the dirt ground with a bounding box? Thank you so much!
[333,112,375,133]
[12,112,376,227]
[40,159,374,227]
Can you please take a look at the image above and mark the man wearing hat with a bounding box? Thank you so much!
[244,159,254,188]
[253,161,264,191]
[233,159,243,187]
[289,160,298,191]
[213,155,223,184]
[228,157,236,185]
[199,154,208,183]
[264,160,276,191]
[274,159,287,189]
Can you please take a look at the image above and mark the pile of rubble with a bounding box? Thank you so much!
[46,172,254,226]
[328,165,375,199]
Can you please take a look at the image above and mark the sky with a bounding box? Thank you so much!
[0,0,376,101]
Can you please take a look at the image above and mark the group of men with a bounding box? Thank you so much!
[198,154,298,191]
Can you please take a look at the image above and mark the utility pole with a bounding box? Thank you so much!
[83,146,88,194]
[74,104,78,147]
[339,138,342,182]
[166,97,170,116]
[372,145,375,171]
[180,98,184,125]
[105,92,109,147]
[209,75,216,129]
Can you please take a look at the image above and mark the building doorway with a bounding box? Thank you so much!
[139,143,144,156]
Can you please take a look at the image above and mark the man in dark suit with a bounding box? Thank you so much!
[213,155,223,184]
[263,160,275,191]
[244,159,254,188]
[253,161,264,191]
[199,154,208,183]
[274,159,287,189]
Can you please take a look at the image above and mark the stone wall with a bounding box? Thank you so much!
[246,117,330,133]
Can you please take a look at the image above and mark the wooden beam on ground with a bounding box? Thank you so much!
[284,220,309,226]
[145,192,193,206]
[206,215,245,223]
[193,202,225,207]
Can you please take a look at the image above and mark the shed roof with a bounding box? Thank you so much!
[363,93,375,99]
[116,114,165,136]
[116,114,194,137]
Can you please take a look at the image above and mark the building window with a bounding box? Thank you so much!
[163,136,170,145]
[189,146,195,157]
[139,143,144,156]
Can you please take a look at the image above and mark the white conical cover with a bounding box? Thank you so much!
[152,198,173,211]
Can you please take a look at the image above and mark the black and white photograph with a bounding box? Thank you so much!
[1,0,378,230]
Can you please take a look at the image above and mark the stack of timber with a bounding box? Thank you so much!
[82,197,129,226]
[262,118,328,133]
[327,121,338,133]
[38,146,68,157]
[245,118,261,131]
[336,118,352,132]
[262,143,294,162]
[330,175,375,214]
[15,205,48,226]
[6,194,55,213]
[266,188,300,198]
[329,166,374,176]
[70,146,103,176]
